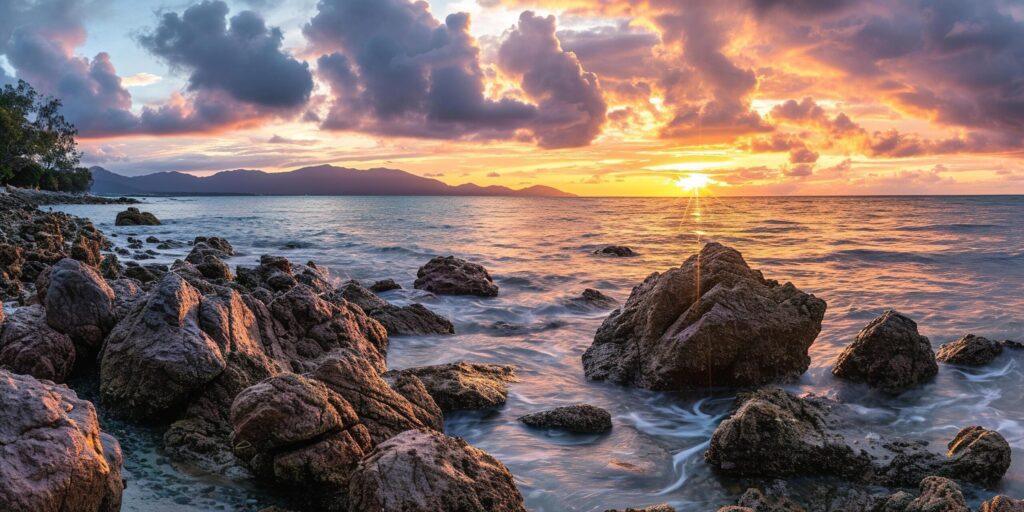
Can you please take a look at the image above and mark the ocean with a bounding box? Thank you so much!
[52,195,1024,511]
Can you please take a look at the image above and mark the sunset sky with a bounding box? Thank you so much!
[3,0,1024,196]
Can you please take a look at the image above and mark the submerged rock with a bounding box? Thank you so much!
[583,242,826,390]
[39,258,117,354]
[230,372,372,506]
[115,207,160,226]
[387,361,516,412]
[518,404,612,434]
[0,370,124,512]
[338,281,454,336]
[414,256,499,297]
[936,334,1004,366]
[348,428,526,512]
[607,506,675,512]
[369,278,401,292]
[594,245,636,257]
[569,288,617,309]
[832,310,937,392]
[704,388,1011,488]
[310,350,443,443]
[0,305,75,382]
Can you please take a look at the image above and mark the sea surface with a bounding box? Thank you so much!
[51,195,1024,511]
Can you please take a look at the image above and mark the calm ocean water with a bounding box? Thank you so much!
[53,195,1024,511]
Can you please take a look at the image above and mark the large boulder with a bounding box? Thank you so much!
[39,258,116,354]
[347,429,526,512]
[386,362,516,412]
[583,243,826,390]
[0,370,124,512]
[0,305,75,382]
[832,310,938,392]
[115,207,160,226]
[230,373,372,507]
[310,350,443,443]
[414,256,499,297]
[518,404,612,434]
[936,334,1004,366]
[338,281,454,336]
[704,388,1011,488]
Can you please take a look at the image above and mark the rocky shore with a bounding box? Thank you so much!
[0,190,1020,512]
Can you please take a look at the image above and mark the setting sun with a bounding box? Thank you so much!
[675,173,713,193]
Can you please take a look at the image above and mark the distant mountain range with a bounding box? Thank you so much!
[89,165,575,197]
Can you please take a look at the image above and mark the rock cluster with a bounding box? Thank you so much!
[414,256,499,297]
[583,242,826,389]
[114,207,160,225]
[338,280,454,336]
[832,310,938,392]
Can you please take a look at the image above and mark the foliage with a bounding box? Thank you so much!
[0,80,92,192]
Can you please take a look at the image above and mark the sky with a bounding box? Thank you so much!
[2,0,1024,196]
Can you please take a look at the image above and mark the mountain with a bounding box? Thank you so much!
[90,165,575,197]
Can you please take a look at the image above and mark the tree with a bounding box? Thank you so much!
[0,80,92,192]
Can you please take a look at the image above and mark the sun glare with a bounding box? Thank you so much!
[675,173,713,193]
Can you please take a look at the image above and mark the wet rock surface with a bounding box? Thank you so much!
[704,388,1011,488]
[338,280,454,336]
[594,245,636,257]
[115,207,161,226]
[568,288,617,309]
[387,361,516,412]
[936,334,1005,366]
[583,242,826,390]
[519,404,613,434]
[348,428,527,512]
[832,310,938,392]
[414,256,499,297]
[0,304,75,382]
[0,369,124,512]
[369,278,401,292]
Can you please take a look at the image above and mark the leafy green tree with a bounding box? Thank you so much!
[0,80,92,192]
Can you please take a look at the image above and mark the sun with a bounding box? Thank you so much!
[674,173,713,193]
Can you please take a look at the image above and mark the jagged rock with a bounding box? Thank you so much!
[981,496,1024,511]
[106,278,144,321]
[122,262,164,283]
[594,245,636,257]
[338,281,454,336]
[237,255,332,295]
[39,258,116,353]
[230,373,372,506]
[832,310,937,392]
[518,404,612,434]
[369,279,401,292]
[936,334,1004,366]
[0,305,75,382]
[414,256,499,297]
[583,243,826,390]
[256,284,389,374]
[99,253,122,279]
[568,288,617,309]
[115,207,160,225]
[386,362,516,412]
[193,236,234,256]
[71,233,103,267]
[704,388,1011,488]
[734,488,805,511]
[347,428,526,512]
[902,477,968,512]
[310,350,443,443]
[0,370,124,512]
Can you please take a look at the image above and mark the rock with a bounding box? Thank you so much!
[982,496,1024,511]
[259,284,389,374]
[186,238,235,281]
[0,370,124,512]
[569,288,617,309]
[40,258,117,353]
[607,506,675,512]
[347,428,526,512]
[71,233,103,267]
[230,372,372,505]
[936,334,1004,366]
[145,236,160,243]
[100,273,257,419]
[386,362,516,412]
[0,305,76,382]
[106,278,144,321]
[369,279,401,292]
[900,476,969,512]
[122,262,164,283]
[583,242,826,390]
[115,207,160,226]
[99,253,122,279]
[734,488,805,511]
[594,245,636,257]
[518,404,612,434]
[414,256,499,297]
[338,281,454,336]
[193,236,234,256]
[704,388,1012,488]
[310,350,443,443]
[237,255,333,296]
[832,310,938,392]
